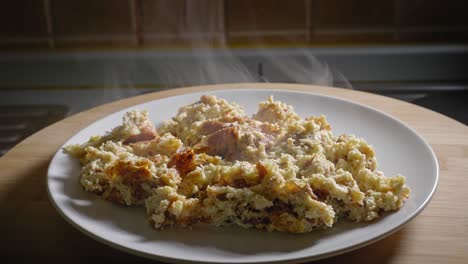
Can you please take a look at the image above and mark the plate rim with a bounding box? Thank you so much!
[47,88,439,264]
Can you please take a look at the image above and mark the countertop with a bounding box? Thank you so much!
[1,83,467,263]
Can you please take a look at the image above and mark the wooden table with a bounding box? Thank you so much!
[1,83,467,263]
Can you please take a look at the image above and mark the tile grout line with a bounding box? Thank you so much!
[306,0,312,43]
[223,0,231,44]
[131,0,143,46]
[394,0,400,42]
[43,0,55,48]
[220,0,227,45]
[52,35,140,41]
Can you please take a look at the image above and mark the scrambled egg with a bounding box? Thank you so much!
[65,95,410,233]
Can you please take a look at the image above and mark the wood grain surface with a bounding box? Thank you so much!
[1,83,467,263]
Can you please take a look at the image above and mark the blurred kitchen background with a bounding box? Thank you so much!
[0,0,467,156]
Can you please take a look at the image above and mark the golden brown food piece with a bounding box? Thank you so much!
[146,186,202,228]
[194,122,275,162]
[168,148,197,177]
[123,128,157,144]
[130,133,183,157]
[253,96,300,124]
[65,110,157,159]
[158,95,248,146]
[103,158,161,205]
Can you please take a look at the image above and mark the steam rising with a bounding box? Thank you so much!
[105,1,352,91]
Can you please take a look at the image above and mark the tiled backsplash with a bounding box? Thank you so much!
[1,0,467,49]
[52,0,137,46]
[0,0,51,47]
[141,0,224,45]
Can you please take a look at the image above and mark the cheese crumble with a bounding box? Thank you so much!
[65,95,410,233]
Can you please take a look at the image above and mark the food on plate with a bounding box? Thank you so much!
[65,95,410,233]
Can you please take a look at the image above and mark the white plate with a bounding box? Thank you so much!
[47,89,438,263]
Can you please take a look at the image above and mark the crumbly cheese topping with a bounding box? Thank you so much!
[65,95,410,233]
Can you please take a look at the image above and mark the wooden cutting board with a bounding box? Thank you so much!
[1,83,467,263]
